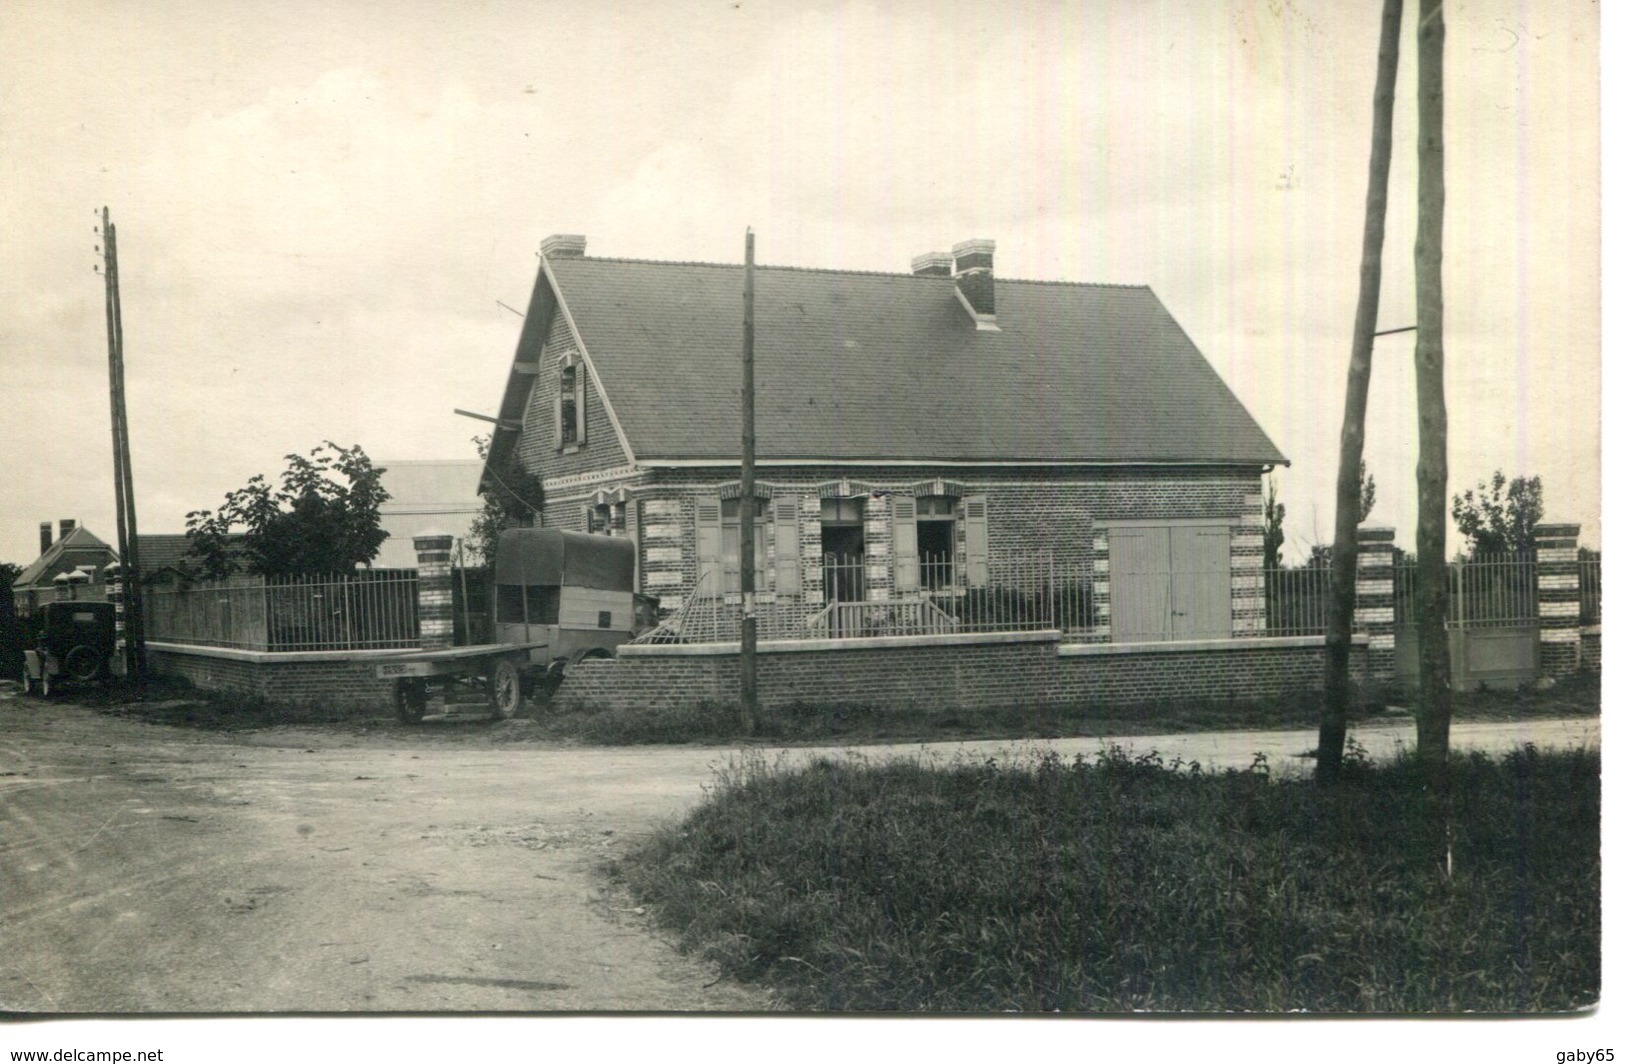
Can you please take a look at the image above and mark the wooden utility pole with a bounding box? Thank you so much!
[1317,0,1404,784]
[100,207,147,688]
[739,227,758,734]
[1413,0,1452,776]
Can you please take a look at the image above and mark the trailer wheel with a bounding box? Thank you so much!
[394,679,428,724]
[489,659,524,721]
[64,645,103,683]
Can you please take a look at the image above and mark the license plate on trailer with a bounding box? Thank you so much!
[376,661,435,678]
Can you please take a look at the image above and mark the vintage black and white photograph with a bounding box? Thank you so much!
[0,0,1605,1056]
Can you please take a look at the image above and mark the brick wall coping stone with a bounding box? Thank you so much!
[1058,634,1368,657]
[617,629,1062,657]
[148,642,416,665]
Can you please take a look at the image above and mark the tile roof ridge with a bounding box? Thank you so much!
[566,255,920,280]
[564,254,1152,289]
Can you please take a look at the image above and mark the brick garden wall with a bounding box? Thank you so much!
[1056,638,1369,706]
[149,644,395,714]
[554,632,1362,715]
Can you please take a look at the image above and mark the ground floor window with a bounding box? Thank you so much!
[722,497,767,593]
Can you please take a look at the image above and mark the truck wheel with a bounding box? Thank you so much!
[489,659,524,721]
[64,645,102,683]
[394,679,428,724]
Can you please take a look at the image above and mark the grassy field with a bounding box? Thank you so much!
[611,743,1600,1012]
[54,669,1599,745]
[531,671,1599,745]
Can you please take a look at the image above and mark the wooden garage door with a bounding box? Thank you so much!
[1108,524,1230,642]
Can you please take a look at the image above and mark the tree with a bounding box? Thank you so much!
[185,442,390,579]
[1263,476,1285,572]
[0,561,23,681]
[467,434,545,568]
[1317,0,1403,784]
[1359,459,1377,524]
[1412,0,1452,778]
[1451,470,1543,556]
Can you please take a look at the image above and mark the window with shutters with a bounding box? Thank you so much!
[555,352,586,449]
[587,500,625,536]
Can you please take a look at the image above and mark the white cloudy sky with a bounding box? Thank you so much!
[0,0,1602,567]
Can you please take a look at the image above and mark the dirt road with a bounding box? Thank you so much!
[0,690,1599,1013]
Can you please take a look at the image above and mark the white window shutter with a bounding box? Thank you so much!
[695,496,723,596]
[774,497,801,594]
[892,496,919,593]
[964,495,989,588]
[553,364,565,449]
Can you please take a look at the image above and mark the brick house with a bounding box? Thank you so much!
[480,234,1287,645]
[12,521,117,614]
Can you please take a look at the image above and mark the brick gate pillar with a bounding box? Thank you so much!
[1355,526,1396,683]
[104,562,126,676]
[413,531,455,650]
[1534,522,1582,676]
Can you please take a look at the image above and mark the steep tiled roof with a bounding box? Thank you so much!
[15,526,116,589]
[135,534,194,574]
[546,256,1286,467]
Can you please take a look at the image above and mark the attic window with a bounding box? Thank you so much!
[555,352,587,449]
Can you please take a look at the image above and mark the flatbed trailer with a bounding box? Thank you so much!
[374,528,641,724]
[373,641,559,723]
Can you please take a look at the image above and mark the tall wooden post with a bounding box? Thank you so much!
[1317,0,1403,783]
[102,208,147,688]
[739,228,758,734]
[1413,0,1452,775]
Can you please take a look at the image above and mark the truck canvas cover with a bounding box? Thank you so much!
[494,528,635,591]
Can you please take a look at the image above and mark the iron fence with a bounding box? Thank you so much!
[1580,555,1602,625]
[145,570,420,651]
[1261,564,1332,638]
[1394,554,1540,629]
[641,549,1595,647]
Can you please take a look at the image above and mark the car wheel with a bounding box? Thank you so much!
[489,659,524,721]
[64,645,102,683]
[394,679,428,724]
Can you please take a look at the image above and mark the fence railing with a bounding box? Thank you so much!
[1393,554,1541,629]
[650,550,1597,646]
[1580,555,1602,625]
[145,570,420,651]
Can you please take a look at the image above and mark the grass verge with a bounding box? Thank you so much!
[611,743,1600,1012]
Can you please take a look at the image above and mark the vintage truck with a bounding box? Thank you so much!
[21,600,117,697]
[374,528,650,723]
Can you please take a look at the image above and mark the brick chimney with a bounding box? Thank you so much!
[952,239,997,325]
[910,251,953,277]
[540,234,586,259]
[59,518,76,541]
[39,522,52,555]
